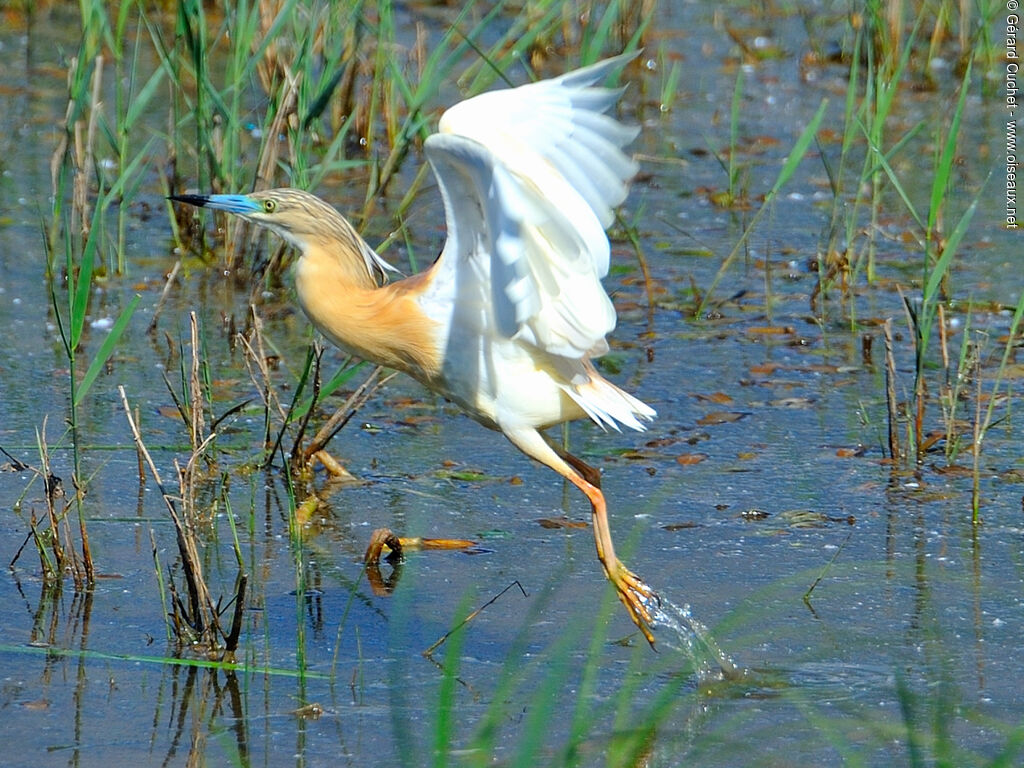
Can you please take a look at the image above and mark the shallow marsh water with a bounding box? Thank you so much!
[1,2,1023,766]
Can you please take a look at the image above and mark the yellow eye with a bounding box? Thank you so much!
[262,199,277,213]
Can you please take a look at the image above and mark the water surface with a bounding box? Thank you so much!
[1,3,1022,766]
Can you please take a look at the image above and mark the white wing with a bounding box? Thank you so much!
[423,54,639,360]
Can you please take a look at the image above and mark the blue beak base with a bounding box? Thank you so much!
[170,193,260,215]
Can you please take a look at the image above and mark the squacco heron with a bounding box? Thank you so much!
[171,53,660,644]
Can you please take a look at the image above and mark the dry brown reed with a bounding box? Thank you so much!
[120,383,246,657]
[4,420,93,589]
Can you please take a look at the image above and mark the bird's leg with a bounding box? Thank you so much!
[557,449,660,645]
[506,429,659,646]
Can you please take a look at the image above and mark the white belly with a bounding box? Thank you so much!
[430,336,586,432]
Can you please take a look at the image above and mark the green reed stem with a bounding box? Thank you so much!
[698,98,828,316]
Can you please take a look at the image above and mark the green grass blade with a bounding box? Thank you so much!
[432,592,473,768]
[74,293,141,407]
[0,641,326,678]
[860,120,925,179]
[106,137,157,201]
[859,119,925,230]
[123,64,166,131]
[511,651,570,767]
[240,0,299,84]
[659,53,682,111]
[769,97,829,197]
[69,198,106,351]
[729,67,744,190]
[923,200,977,305]
[287,360,366,424]
[697,98,828,316]
[927,58,972,235]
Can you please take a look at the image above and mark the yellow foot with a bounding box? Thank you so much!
[608,559,660,647]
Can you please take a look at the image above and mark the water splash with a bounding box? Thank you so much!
[644,595,741,683]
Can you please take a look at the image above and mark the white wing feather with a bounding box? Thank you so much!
[424,54,639,361]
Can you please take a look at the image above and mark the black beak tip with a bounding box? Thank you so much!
[169,193,210,208]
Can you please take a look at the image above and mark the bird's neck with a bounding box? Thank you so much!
[292,238,441,379]
[298,232,380,291]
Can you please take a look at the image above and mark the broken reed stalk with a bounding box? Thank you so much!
[120,384,213,637]
[224,72,302,269]
[8,418,92,588]
[237,306,289,463]
[422,581,528,657]
[619,211,657,347]
[4,445,54,579]
[36,421,68,580]
[157,311,217,522]
[254,70,300,192]
[147,260,182,334]
[77,54,103,237]
[913,356,927,464]
[177,431,218,522]
[49,53,103,244]
[119,385,245,655]
[187,311,206,451]
[73,472,93,590]
[883,319,901,462]
[937,303,956,454]
[937,303,950,375]
[224,572,248,653]
[299,365,396,471]
[970,347,984,522]
[287,342,325,462]
[149,528,172,643]
[238,307,393,477]
[897,291,927,464]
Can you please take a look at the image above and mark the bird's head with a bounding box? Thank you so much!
[170,188,397,283]
[170,188,342,249]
